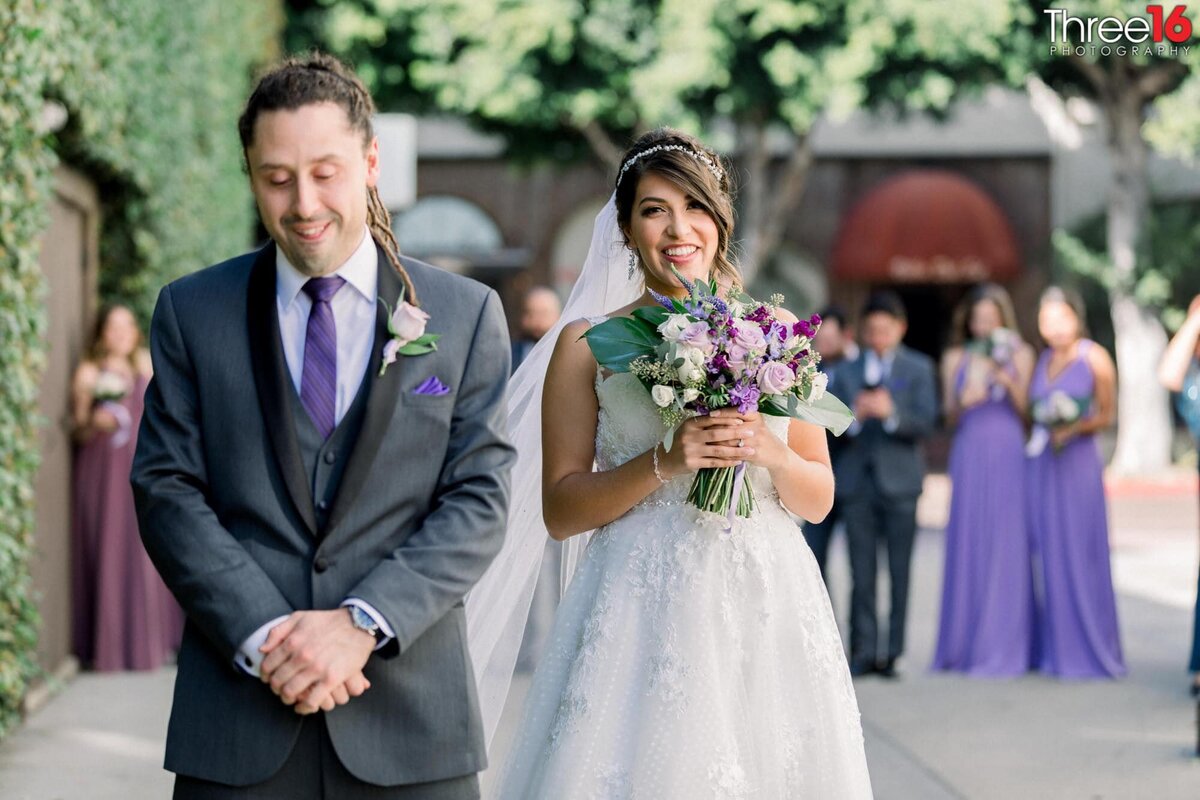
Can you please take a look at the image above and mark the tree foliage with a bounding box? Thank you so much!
[0,0,280,738]
[289,0,1032,274]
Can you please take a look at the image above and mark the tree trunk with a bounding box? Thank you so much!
[737,121,770,283]
[736,121,813,284]
[1104,88,1172,474]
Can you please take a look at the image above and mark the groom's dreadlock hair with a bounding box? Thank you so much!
[238,51,418,306]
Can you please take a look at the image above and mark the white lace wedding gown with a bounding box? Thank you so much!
[494,345,874,798]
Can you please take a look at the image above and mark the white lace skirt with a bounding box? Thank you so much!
[492,499,874,799]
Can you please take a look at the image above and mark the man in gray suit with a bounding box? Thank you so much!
[835,291,937,679]
[132,53,515,798]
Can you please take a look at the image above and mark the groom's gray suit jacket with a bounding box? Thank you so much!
[131,243,515,787]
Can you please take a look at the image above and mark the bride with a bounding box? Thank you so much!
[468,128,873,798]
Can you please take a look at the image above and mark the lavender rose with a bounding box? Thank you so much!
[757,361,797,395]
[732,321,767,351]
[678,321,716,354]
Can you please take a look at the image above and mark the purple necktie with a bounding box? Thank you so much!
[300,276,346,439]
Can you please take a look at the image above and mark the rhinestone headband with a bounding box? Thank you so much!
[617,144,724,187]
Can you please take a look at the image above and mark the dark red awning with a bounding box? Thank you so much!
[831,170,1021,284]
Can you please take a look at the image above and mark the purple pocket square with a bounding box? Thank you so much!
[413,376,451,396]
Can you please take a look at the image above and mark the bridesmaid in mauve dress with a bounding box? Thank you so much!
[71,305,183,671]
[933,284,1037,676]
[1026,287,1125,679]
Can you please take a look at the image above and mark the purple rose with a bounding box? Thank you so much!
[732,321,767,351]
[756,361,797,395]
[725,344,752,377]
[678,321,715,353]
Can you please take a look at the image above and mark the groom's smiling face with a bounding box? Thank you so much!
[246,101,380,277]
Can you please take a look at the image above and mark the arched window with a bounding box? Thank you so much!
[550,198,608,298]
[392,195,504,258]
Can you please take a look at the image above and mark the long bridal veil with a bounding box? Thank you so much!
[465,195,642,748]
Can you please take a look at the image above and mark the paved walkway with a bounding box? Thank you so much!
[2,474,1198,799]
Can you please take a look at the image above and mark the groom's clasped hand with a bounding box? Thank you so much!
[258,610,375,715]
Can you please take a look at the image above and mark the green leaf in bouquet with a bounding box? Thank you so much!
[631,305,670,328]
[762,392,855,436]
[581,317,660,372]
[663,422,680,453]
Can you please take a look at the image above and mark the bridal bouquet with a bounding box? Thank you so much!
[92,371,131,404]
[966,327,1018,365]
[583,271,853,519]
[1026,389,1091,456]
[91,370,134,447]
[964,328,1019,400]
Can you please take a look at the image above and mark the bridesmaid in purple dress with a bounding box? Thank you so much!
[933,284,1037,676]
[1027,287,1126,679]
[71,305,183,671]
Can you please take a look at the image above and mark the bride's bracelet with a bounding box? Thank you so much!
[651,443,670,485]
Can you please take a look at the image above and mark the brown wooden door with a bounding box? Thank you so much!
[32,166,98,672]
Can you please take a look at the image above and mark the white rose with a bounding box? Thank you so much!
[677,363,704,384]
[809,371,828,402]
[651,385,675,408]
[658,314,692,341]
[682,387,701,403]
[1051,391,1080,422]
[389,301,431,345]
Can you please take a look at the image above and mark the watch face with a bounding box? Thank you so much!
[350,606,378,632]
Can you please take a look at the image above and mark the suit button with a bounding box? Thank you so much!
[316,500,329,512]
[323,451,336,464]
[314,557,329,573]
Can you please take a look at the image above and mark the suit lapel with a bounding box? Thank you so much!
[247,244,319,535]
[324,245,407,536]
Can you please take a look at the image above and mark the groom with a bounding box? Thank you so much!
[132,53,515,798]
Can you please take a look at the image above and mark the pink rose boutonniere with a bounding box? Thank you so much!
[378,290,441,376]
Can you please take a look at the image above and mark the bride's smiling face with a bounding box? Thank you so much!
[626,172,718,296]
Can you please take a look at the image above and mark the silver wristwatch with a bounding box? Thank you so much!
[347,605,382,641]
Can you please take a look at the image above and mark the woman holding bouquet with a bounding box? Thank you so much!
[933,284,1037,676]
[71,304,181,671]
[483,129,872,797]
[1026,287,1125,678]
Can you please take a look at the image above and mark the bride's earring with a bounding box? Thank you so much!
[627,247,638,278]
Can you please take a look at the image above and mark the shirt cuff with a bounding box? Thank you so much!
[883,414,900,434]
[235,614,291,677]
[342,598,396,651]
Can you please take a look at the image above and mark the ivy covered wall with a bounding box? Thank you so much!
[0,0,281,737]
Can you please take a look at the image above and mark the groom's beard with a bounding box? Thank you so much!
[275,211,352,277]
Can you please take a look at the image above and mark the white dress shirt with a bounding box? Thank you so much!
[235,229,395,676]
[862,348,894,388]
[276,228,378,423]
[849,347,900,436]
